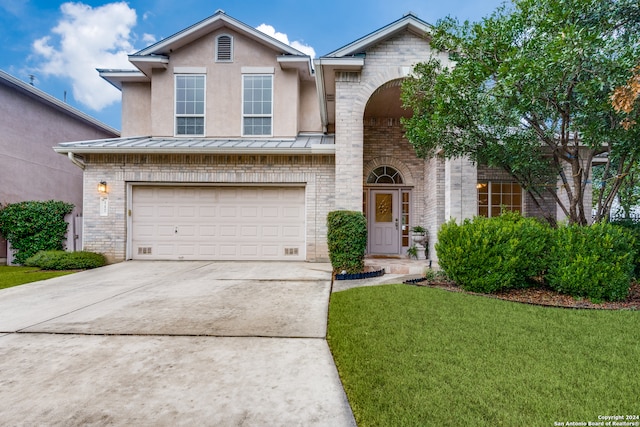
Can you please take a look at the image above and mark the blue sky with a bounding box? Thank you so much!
[0,0,506,131]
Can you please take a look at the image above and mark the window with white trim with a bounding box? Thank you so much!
[242,75,273,136]
[216,34,233,62]
[175,75,205,136]
[477,181,522,217]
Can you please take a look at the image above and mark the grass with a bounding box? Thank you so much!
[327,284,640,427]
[0,266,75,290]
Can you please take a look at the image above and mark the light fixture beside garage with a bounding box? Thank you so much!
[98,181,108,194]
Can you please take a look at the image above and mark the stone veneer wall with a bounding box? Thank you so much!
[334,29,449,212]
[82,153,335,263]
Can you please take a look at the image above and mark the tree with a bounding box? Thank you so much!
[401,0,640,225]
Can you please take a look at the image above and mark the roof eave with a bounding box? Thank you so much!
[323,14,432,58]
[127,55,170,77]
[98,69,150,90]
[55,146,336,155]
[134,11,306,58]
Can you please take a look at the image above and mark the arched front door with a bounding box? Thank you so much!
[366,166,410,255]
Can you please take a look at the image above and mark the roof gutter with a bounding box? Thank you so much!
[67,152,86,170]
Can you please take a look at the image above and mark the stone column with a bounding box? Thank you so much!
[444,157,478,222]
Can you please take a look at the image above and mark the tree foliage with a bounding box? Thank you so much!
[402,0,640,224]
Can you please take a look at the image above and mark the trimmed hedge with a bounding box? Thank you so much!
[24,251,107,270]
[436,212,550,293]
[327,210,367,274]
[546,223,635,302]
[0,200,74,264]
[609,219,640,278]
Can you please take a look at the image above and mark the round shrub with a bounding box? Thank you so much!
[327,210,367,274]
[24,250,107,270]
[436,212,551,293]
[546,223,635,302]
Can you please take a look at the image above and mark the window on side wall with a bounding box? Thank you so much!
[242,75,272,136]
[175,75,205,136]
[477,181,522,217]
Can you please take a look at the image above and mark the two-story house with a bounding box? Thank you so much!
[54,10,590,263]
[1,70,119,264]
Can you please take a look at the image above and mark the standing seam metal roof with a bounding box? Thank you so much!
[54,135,335,154]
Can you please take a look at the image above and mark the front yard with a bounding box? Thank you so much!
[328,284,640,426]
[0,266,75,290]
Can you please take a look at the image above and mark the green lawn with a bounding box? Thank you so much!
[328,284,640,427]
[0,266,75,290]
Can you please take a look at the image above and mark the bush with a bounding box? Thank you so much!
[24,251,107,270]
[436,212,551,293]
[327,210,367,274]
[546,223,635,302]
[609,219,640,278]
[0,200,74,264]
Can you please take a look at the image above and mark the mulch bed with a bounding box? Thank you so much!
[406,279,640,310]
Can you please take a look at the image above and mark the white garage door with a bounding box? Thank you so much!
[131,186,305,261]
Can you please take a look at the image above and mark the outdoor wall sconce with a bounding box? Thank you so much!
[98,181,108,194]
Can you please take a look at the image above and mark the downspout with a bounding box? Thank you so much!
[68,152,86,170]
[314,58,329,134]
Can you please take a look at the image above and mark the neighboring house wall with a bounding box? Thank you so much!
[81,153,334,263]
[0,71,119,263]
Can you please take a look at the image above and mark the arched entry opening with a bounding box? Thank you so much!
[365,166,411,254]
[363,79,416,256]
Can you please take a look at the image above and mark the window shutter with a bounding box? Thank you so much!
[217,35,232,61]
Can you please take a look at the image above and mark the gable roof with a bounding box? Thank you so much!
[0,70,119,136]
[322,12,432,58]
[134,9,306,58]
[101,10,313,88]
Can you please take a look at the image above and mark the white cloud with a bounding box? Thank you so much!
[256,24,316,58]
[142,33,157,45]
[32,2,137,111]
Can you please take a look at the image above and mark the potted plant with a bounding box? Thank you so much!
[410,226,428,259]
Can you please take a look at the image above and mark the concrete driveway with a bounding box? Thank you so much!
[0,261,356,426]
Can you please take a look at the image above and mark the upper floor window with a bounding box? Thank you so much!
[175,75,205,136]
[243,75,272,136]
[477,181,522,217]
[216,34,233,62]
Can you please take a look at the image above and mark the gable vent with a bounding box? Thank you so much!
[216,35,233,62]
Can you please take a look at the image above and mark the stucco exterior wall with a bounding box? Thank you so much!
[122,28,319,139]
[121,82,151,136]
[81,154,335,263]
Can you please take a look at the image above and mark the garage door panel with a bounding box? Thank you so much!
[199,206,216,217]
[199,225,217,237]
[158,206,175,217]
[132,186,305,260]
[219,206,237,217]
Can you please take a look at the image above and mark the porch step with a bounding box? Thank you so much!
[364,257,434,275]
